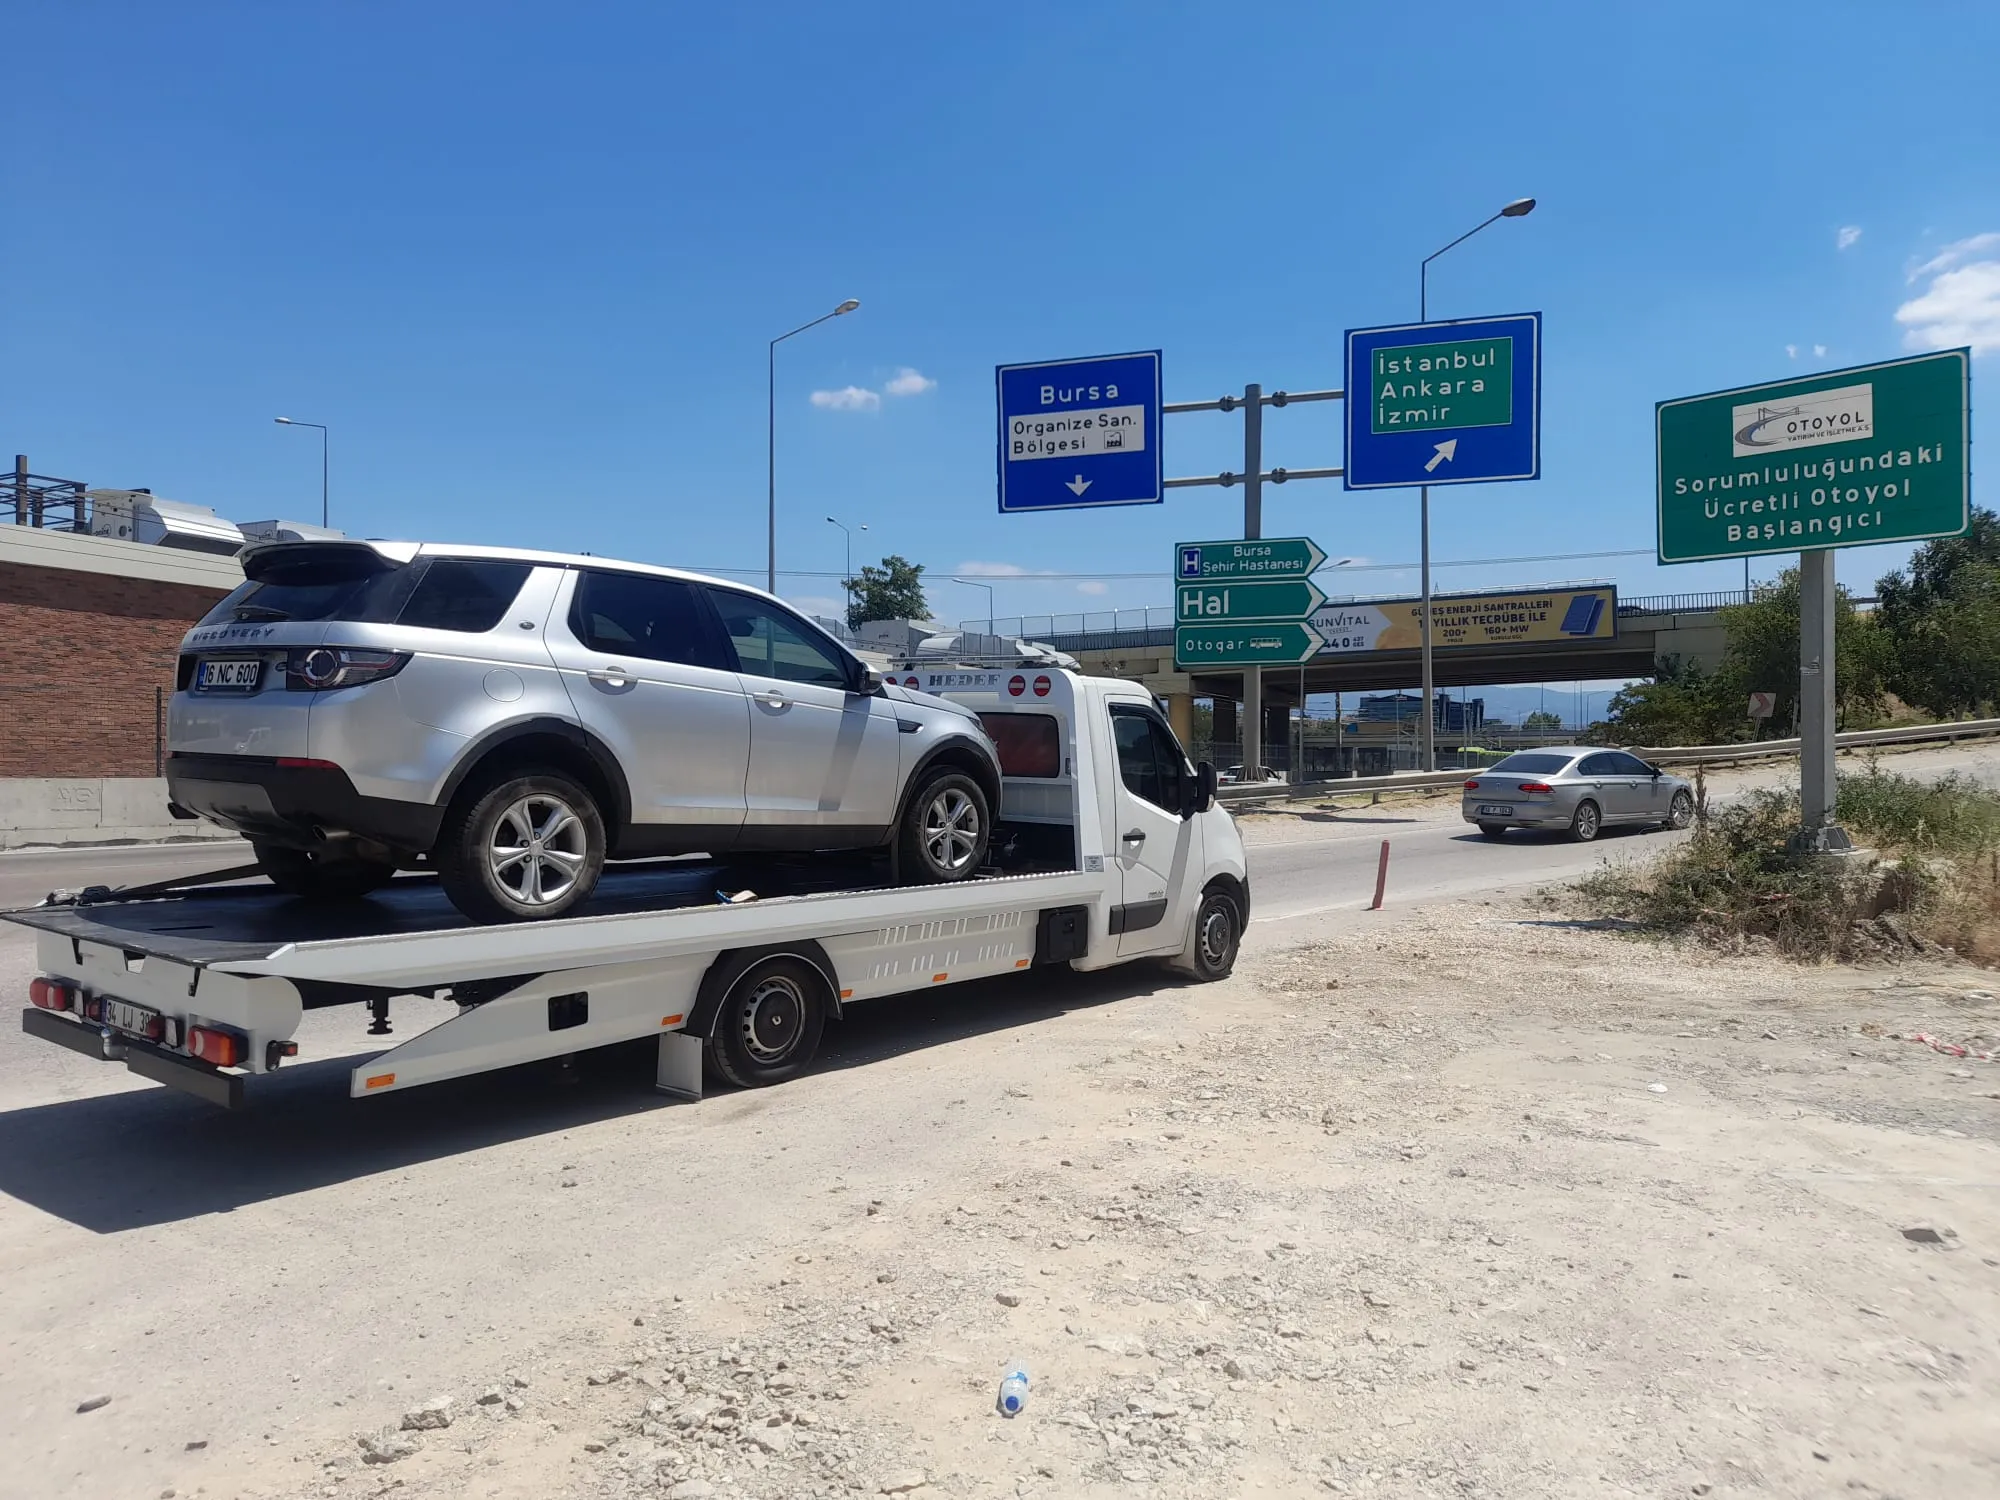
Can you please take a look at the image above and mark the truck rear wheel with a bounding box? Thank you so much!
[704,955,829,1089]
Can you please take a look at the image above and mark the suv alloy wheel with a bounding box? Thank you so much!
[436,771,608,923]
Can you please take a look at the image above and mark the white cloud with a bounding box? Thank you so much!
[884,367,936,398]
[809,386,880,412]
[954,560,1035,577]
[1897,232,2000,355]
[1813,344,1828,357]
[1076,581,1109,596]
[1785,343,1799,360]
[1837,225,1862,250]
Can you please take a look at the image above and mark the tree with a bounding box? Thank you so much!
[1720,570,1887,733]
[1521,709,1562,731]
[1876,507,2000,718]
[1602,656,1734,746]
[844,555,929,629]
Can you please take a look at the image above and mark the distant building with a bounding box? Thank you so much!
[1356,691,1484,735]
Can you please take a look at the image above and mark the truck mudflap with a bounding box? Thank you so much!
[20,1007,245,1109]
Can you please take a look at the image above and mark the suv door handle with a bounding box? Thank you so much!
[1121,829,1147,844]
[587,666,631,684]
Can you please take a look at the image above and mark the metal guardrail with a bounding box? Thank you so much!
[1215,717,2000,805]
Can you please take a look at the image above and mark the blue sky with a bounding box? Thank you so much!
[6,1,1996,658]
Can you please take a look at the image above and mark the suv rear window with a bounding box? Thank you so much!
[199,553,530,633]
[977,712,1061,778]
[1488,751,1577,774]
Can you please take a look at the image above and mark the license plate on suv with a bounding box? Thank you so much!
[1476,804,1515,817]
[196,658,263,692]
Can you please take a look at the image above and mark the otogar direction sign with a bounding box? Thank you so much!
[1656,350,1971,563]
[1176,621,1327,668]
[1175,537,1325,582]
[996,350,1163,513]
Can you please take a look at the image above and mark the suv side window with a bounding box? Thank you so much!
[706,589,853,690]
[1111,707,1189,813]
[571,570,724,668]
[398,558,534,633]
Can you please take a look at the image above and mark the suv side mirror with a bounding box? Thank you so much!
[1189,761,1218,816]
[857,665,884,695]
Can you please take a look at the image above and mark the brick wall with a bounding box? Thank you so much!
[0,560,230,777]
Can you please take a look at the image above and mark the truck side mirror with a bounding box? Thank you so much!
[1190,761,1218,815]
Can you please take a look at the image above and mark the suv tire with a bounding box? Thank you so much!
[254,841,397,901]
[896,769,990,884]
[436,771,607,923]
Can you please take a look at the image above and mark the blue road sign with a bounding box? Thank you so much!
[996,350,1163,513]
[1343,313,1541,490]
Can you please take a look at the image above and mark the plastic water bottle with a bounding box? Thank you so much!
[997,1367,1029,1417]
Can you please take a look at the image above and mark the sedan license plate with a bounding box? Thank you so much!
[1476,804,1515,817]
[196,657,263,692]
[103,997,163,1041]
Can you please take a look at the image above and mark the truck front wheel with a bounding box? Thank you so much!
[704,955,829,1089]
[1188,888,1242,981]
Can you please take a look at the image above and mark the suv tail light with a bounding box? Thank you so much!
[286,647,411,691]
[1518,781,1554,793]
[188,1025,245,1068]
[29,977,76,1012]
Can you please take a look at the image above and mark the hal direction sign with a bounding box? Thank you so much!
[1343,313,1542,489]
[1176,579,1328,624]
[996,350,1162,513]
[1175,536,1325,582]
[1176,621,1327,669]
[1656,350,1970,563]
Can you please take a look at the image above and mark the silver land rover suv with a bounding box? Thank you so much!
[168,540,1002,923]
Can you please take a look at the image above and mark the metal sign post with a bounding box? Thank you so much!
[1797,548,1844,848]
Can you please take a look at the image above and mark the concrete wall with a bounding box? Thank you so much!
[0,777,237,849]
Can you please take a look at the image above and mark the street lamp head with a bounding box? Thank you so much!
[1500,197,1536,218]
[274,416,293,424]
[826,516,839,524]
[833,298,861,315]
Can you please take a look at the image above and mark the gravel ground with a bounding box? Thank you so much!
[234,902,2000,1500]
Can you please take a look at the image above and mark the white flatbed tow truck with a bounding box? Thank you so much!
[9,669,1249,1108]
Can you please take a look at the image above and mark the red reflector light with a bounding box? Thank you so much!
[28,977,75,1012]
[188,1026,244,1068]
[1518,781,1554,793]
[276,757,340,770]
[1464,780,1480,790]
[1007,675,1026,697]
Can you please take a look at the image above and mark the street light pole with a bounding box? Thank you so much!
[769,299,860,595]
[1414,196,1534,772]
[826,516,867,629]
[273,417,329,528]
[951,577,996,634]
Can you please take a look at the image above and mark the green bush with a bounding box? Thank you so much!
[1836,764,2000,856]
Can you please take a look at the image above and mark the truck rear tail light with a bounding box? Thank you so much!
[81,994,103,1021]
[285,647,411,691]
[188,1026,245,1068]
[1518,781,1554,793]
[29,977,76,1012]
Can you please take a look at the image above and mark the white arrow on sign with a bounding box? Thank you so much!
[1065,475,1092,496]
[1423,439,1458,474]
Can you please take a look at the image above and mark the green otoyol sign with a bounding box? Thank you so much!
[1656,350,1969,563]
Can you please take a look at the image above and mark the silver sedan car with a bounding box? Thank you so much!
[1461,747,1693,842]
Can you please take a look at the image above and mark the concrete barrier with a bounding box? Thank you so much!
[0,778,238,850]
